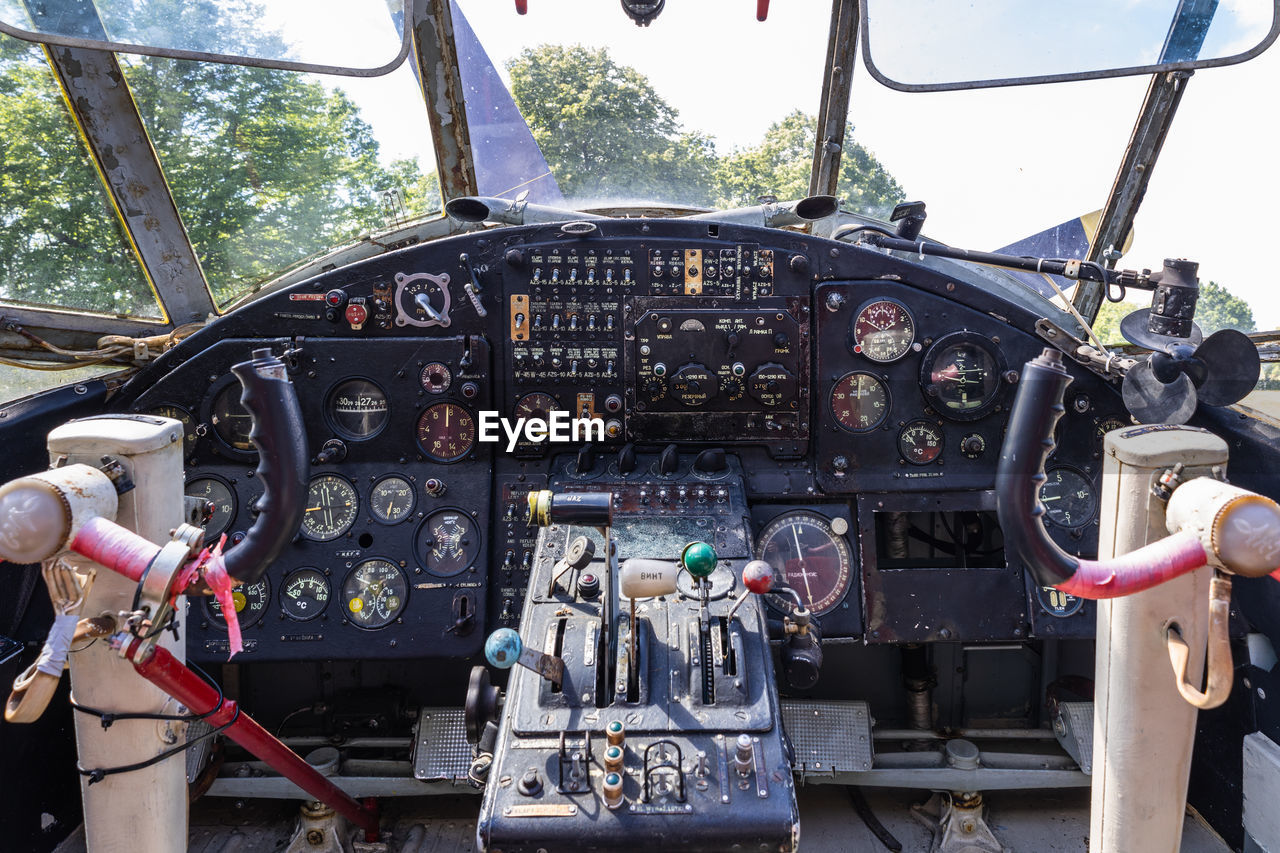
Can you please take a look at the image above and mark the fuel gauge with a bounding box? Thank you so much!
[416,510,481,577]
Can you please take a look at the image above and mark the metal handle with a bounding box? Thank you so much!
[1165,575,1234,710]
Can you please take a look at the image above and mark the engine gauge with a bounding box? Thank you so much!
[829,372,890,432]
[1040,466,1097,529]
[326,379,389,440]
[342,559,408,629]
[899,420,944,465]
[280,568,330,622]
[300,474,359,541]
[1036,585,1083,618]
[1095,414,1129,441]
[755,511,853,616]
[209,381,255,453]
[416,509,481,577]
[920,332,1005,420]
[370,475,415,524]
[514,392,560,422]
[205,577,269,629]
[852,298,915,362]
[420,362,452,394]
[185,476,237,539]
[416,403,476,463]
[149,404,198,455]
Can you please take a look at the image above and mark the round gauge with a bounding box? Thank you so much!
[209,381,255,453]
[185,476,237,539]
[417,509,481,577]
[755,511,853,616]
[370,475,415,524]
[416,403,476,463]
[1036,585,1083,618]
[327,379,389,440]
[1040,467,1098,529]
[279,568,330,622]
[149,404,198,455]
[342,559,408,629]
[1096,415,1128,441]
[205,578,269,629]
[852,299,915,362]
[514,392,560,422]
[420,362,453,394]
[829,372,890,432]
[899,420,944,465]
[393,271,451,328]
[920,333,1005,420]
[300,474,359,541]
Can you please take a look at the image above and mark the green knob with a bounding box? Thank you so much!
[682,541,718,578]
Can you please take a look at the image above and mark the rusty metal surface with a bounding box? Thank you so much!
[809,0,859,200]
[45,45,215,326]
[412,0,478,203]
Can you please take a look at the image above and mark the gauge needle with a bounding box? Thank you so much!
[1042,495,1062,501]
[792,524,813,605]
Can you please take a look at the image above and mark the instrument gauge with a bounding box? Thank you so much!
[416,509,481,577]
[280,568,330,622]
[393,271,451,328]
[416,403,476,463]
[185,476,237,539]
[326,379,389,440]
[205,577,269,629]
[420,362,453,394]
[514,392,560,422]
[300,474,359,541]
[852,299,915,362]
[342,559,408,629]
[899,420,944,465]
[920,332,1005,420]
[209,381,255,453]
[1036,585,1083,618]
[755,511,853,616]
[370,475,415,524]
[829,372,890,432]
[149,404,198,455]
[1040,466,1097,529]
[1095,414,1129,441]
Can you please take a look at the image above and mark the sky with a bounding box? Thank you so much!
[324,0,1280,331]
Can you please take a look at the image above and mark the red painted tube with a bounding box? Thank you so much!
[1056,531,1208,599]
[124,638,380,841]
[757,0,769,21]
[70,516,159,582]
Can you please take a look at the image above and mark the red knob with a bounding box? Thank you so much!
[743,560,774,594]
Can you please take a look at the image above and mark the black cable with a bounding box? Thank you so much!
[70,662,223,730]
[78,705,239,785]
[847,786,902,851]
[833,223,897,243]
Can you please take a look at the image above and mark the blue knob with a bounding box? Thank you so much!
[485,628,523,669]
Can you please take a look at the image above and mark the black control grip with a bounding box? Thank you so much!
[224,348,308,583]
[995,348,1080,587]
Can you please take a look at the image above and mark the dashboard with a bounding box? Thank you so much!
[111,218,1121,663]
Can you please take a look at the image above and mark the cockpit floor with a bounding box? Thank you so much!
[53,785,1231,852]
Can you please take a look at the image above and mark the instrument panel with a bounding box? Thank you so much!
[110,217,1118,660]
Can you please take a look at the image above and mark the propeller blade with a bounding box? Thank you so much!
[1195,328,1261,407]
[1119,308,1203,352]
[1122,358,1198,424]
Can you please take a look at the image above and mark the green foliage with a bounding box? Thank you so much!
[1194,280,1255,335]
[1091,299,1134,345]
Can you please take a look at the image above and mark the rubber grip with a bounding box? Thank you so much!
[996,348,1080,586]
[224,349,307,583]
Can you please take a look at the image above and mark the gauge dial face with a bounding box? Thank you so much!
[417,510,481,577]
[416,403,475,463]
[394,271,451,328]
[1036,585,1083,618]
[420,362,452,394]
[1096,415,1128,441]
[342,559,408,629]
[1040,467,1097,528]
[300,475,359,541]
[185,476,237,539]
[370,476,415,524]
[206,578,269,629]
[755,511,853,616]
[280,568,330,622]
[210,382,254,452]
[514,392,560,422]
[830,372,890,432]
[327,379,389,439]
[149,404,198,455]
[852,299,915,362]
[921,334,1003,420]
[899,420,944,465]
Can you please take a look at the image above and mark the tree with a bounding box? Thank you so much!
[714,110,905,217]
[507,45,719,205]
[1194,280,1255,335]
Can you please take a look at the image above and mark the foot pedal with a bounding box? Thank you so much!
[781,699,873,775]
[411,707,472,783]
[1052,700,1094,775]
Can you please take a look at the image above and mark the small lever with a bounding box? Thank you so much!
[619,558,679,693]
[726,560,773,622]
[484,628,564,688]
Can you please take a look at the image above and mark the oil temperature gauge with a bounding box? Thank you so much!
[205,578,269,629]
[280,568,330,622]
[342,559,408,629]
[899,420,943,465]
[416,510,481,576]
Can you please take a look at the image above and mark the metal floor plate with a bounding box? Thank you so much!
[781,698,873,775]
[412,708,472,783]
